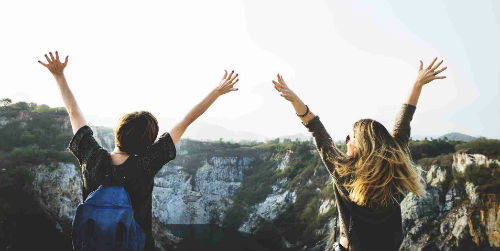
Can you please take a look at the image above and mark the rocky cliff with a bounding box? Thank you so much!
[399,152,500,251]
[2,102,499,251]
[28,137,500,251]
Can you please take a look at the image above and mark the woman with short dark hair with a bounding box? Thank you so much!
[38,51,240,250]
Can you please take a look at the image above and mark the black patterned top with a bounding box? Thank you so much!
[68,125,176,251]
[304,103,417,251]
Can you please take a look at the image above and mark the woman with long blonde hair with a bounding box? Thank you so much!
[271,58,447,251]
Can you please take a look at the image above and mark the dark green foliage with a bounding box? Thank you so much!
[274,140,327,190]
[408,138,459,161]
[12,167,34,187]
[230,140,335,249]
[0,101,74,167]
[224,157,276,229]
[463,163,500,193]
[254,186,336,250]
[455,137,500,159]
[417,153,454,169]
[224,139,334,246]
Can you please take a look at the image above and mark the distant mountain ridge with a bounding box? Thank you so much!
[439,132,477,142]
[410,132,478,142]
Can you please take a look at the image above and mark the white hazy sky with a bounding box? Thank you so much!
[1,0,498,140]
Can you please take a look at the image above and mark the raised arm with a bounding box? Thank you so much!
[38,51,86,134]
[393,57,447,145]
[169,70,240,145]
[271,74,349,189]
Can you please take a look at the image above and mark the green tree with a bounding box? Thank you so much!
[0,98,12,107]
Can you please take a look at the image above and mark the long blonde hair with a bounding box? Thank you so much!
[330,119,425,207]
[324,119,425,250]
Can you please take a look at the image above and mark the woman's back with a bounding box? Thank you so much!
[303,103,418,251]
[69,125,176,250]
[342,192,404,250]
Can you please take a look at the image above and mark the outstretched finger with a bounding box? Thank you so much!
[38,60,48,67]
[230,87,239,92]
[432,76,446,80]
[49,52,56,62]
[277,74,285,85]
[227,70,234,81]
[272,80,282,88]
[223,70,228,80]
[434,66,447,75]
[427,57,437,70]
[431,60,443,72]
[44,54,52,63]
[419,60,423,70]
[55,51,60,61]
[63,55,69,66]
[231,78,239,86]
[230,73,238,82]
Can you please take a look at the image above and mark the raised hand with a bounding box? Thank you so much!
[215,70,239,96]
[272,74,299,103]
[415,57,447,88]
[271,73,314,124]
[38,51,69,76]
[37,51,86,133]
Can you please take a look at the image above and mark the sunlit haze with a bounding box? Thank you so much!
[1,0,498,141]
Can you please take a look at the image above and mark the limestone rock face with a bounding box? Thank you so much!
[426,164,450,187]
[453,152,500,173]
[483,194,500,247]
[153,156,253,226]
[90,126,115,152]
[0,116,8,127]
[239,188,297,233]
[399,152,500,250]
[277,149,292,171]
[32,163,82,233]
[319,199,335,215]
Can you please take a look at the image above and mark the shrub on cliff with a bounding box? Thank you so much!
[455,137,500,159]
[463,162,500,193]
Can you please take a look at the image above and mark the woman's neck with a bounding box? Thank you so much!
[111,148,130,166]
[112,147,129,155]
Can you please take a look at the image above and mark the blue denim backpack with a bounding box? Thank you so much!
[72,174,145,251]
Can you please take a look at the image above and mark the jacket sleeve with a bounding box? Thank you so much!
[392,103,417,148]
[68,125,109,200]
[68,125,102,166]
[303,116,350,197]
[136,132,177,178]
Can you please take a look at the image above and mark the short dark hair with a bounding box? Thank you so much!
[115,111,159,154]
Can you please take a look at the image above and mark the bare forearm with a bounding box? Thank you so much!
[170,89,220,144]
[54,74,87,133]
[406,83,422,107]
[185,89,219,125]
[291,99,316,124]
